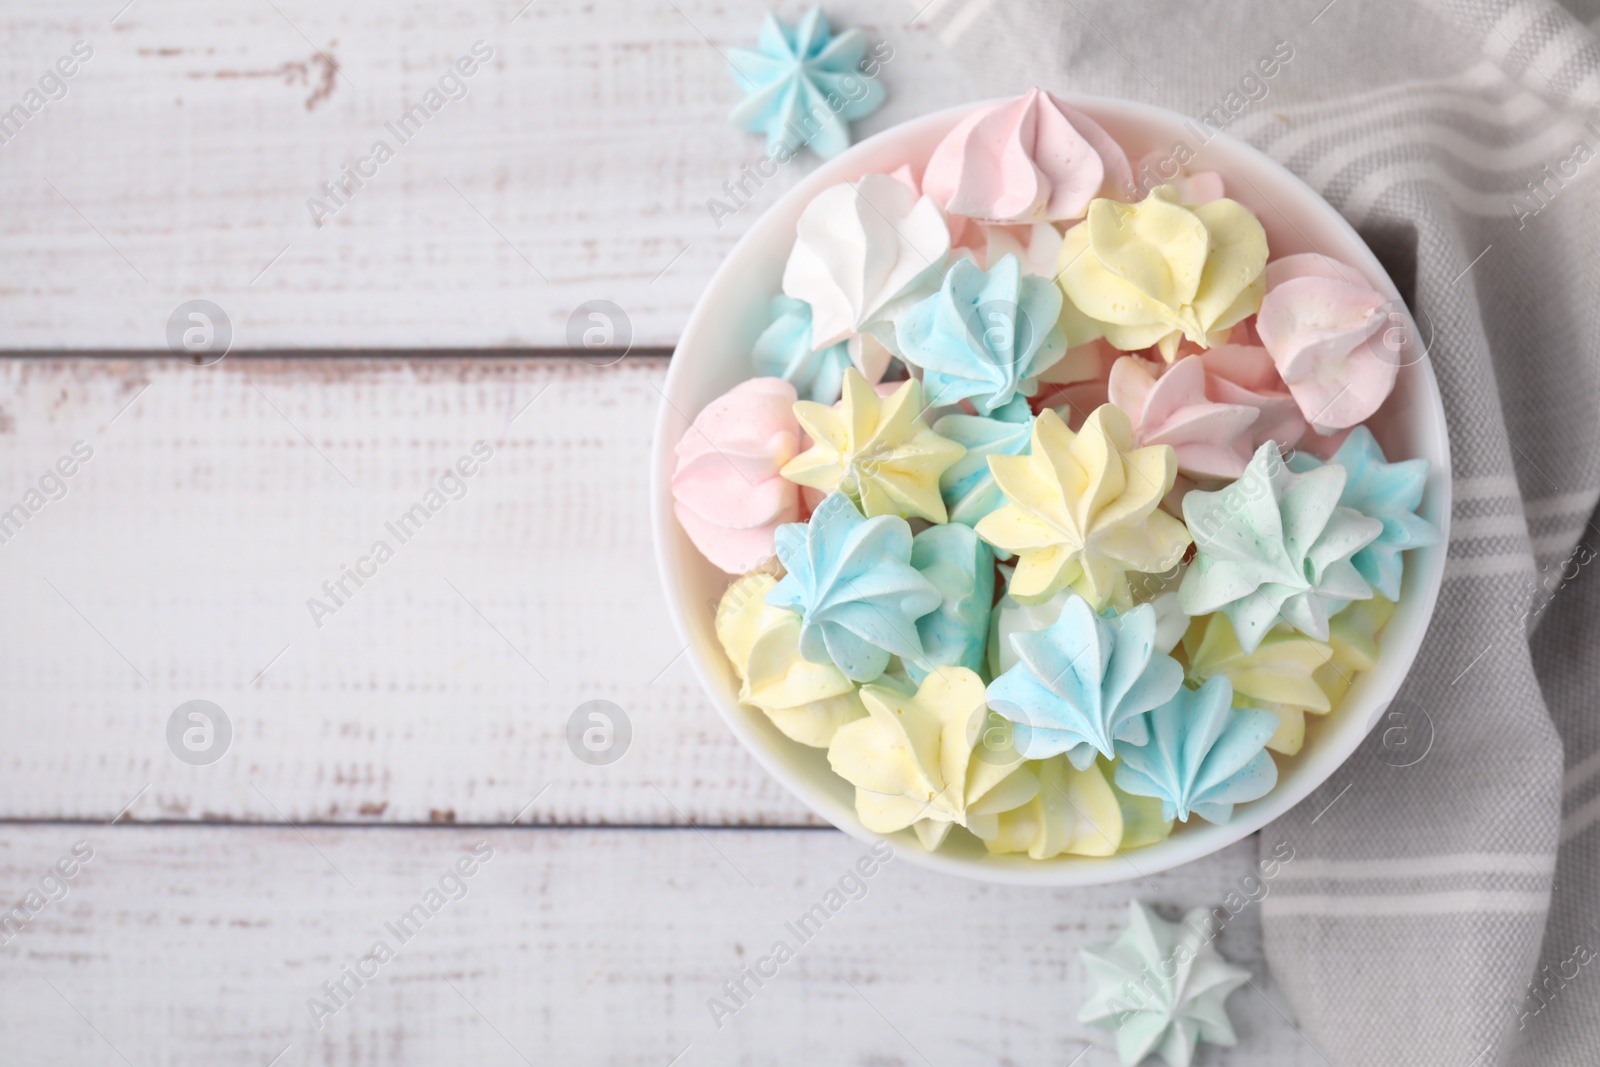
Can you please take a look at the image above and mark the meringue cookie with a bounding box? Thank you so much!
[715,572,866,747]
[1180,442,1382,653]
[976,406,1190,609]
[767,493,941,682]
[672,377,802,573]
[1181,612,1333,756]
[1080,900,1251,1067]
[1255,253,1398,431]
[1315,595,1394,707]
[1107,355,1260,480]
[987,756,1125,858]
[896,254,1068,413]
[1114,677,1279,824]
[1198,344,1309,451]
[1287,426,1440,600]
[752,295,853,404]
[783,370,967,523]
[727,7,885,160]
[783,174,952,381]
[986,595,1184,768]
[1057,186,1268,362]
[827,666,1040,851]
[907,523,995,684]
[923,87,1134,224]
[934,395,1034,528]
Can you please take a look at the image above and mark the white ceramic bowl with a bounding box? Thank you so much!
[651,95,1451,886]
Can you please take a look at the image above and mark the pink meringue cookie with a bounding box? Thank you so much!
[1108,355,1260,480]
[1255,253,1399,431]
[1199,344,1309,451]
[672,378,802,573]
[923,88,1134,224]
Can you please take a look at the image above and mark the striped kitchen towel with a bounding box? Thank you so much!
[918,0,1600,1062]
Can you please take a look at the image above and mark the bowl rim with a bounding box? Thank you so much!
[650,92,1453,886]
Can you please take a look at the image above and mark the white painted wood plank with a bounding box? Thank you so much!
[0,356,824,825]
[0,825,1318,1065]
[0,0,975,350]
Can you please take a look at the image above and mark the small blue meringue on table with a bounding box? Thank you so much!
[726,6,886,161]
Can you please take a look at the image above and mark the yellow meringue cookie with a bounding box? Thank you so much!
[827,665,1039,851]
[1181,612,1333,756]
[1315,596,1395,707]
[1057,186,1268,362]
[715,573,866,748]
[782,369,966,523]
[976,405,1190,609]
[987,755,1124,858]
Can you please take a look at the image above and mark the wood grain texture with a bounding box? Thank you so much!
[0,355,826,826]
[0,0,973,351]
[0,825,1317,1066]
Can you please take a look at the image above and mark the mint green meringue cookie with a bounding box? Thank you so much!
[1080,900,1251,1067]
[1179,442,1381,653]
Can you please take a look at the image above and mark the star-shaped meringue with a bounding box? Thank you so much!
[1181,613,1332,756]
[782,369,966,523]
[1180,441,1382,652]
[1107,355,1260,480]
[1080,901,1252,1067]
[976,405,1190,608]
[827,666,1040,851]
[727,7,885,160]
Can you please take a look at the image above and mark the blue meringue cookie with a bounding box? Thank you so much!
[1288,426,1440,601]
[1114,676,1278,824]
[752,295,853,404]
[933,395,1033,528]
[906,524,996,684]
[727,7,886,161]
[767,493,941,682]
[986,594,1184,768]
[895,255,1068,414]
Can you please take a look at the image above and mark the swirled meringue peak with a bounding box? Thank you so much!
[715,572,865,748]
[1287,425,1440,600]
[934,395,1033,528]
[1180,442,1382,653]
[1080,900,1251,1067]
[726,7,885,161]
[1058,186,1268,362]
[782,369,966,523]
[987,756,1125,858]
[782,174,951,381]
[1181,612,1333,756]
[1198,344,1309,452]
[986,594,1184,768]
[1114,677,1279,824]
[752,295,853,404]
[767,492,941,682]
[1107,355,1260,480]
[897,254,1068,413]
[976,406,1190,609]
[1255,253,1398,430]
[907,523,996,684]
[923,88,1134,224]
[672,377,802,573]
[827,666,1040,851]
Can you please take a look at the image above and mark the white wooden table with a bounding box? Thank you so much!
[0,3,1318,1062]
